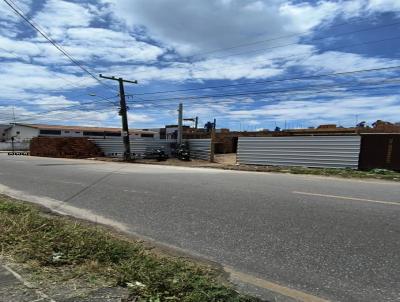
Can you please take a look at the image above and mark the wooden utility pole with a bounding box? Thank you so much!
[99,74,137,160]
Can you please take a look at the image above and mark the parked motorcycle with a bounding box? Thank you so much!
[144,148,169,161]
[176,143,190,161]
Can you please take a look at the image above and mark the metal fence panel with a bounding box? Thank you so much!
[186,139,211,160]
[91,138,176,158]
[237,136,361,168]
[92,138,211,161]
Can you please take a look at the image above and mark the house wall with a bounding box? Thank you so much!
[3,124,158,142]
[0,125,9,142]
[5,125,39,142]
[60,130,83,137]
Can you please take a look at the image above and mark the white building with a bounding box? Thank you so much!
[0,124,9,142]
[3,124,159,142]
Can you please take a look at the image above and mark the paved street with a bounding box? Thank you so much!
[0,154,399,302]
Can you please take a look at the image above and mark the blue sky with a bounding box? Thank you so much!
[0,0,400,130]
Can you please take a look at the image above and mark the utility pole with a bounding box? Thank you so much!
[99,74,137,160]
[178,103,183,145]
[183,116,199,129]
[210,126,216,163]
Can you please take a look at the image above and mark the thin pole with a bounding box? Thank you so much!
[178,103,183,145]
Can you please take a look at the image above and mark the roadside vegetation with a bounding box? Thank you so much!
[0,195,260,302]
[224,165,400,181]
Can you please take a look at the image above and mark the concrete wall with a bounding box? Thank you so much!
[0,141,30,151]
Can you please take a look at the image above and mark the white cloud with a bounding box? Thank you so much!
[296,50,400,73]
[0,61,95,100]
[279,1,339,32]
[227,95,400,125]
[33,0,93,38]
[102,0,314,56]
[127,112,155,123]
[367,0,400,12]
[26,95,80,109]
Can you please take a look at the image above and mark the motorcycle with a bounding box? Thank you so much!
[144,148,169,161]
[176,143,190,161]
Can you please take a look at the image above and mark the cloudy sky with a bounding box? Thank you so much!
[0,0,400,130]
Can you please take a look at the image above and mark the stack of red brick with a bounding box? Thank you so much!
[30,137,103,158]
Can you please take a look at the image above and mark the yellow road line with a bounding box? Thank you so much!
[293,191,400,206]
[225,266,331,302]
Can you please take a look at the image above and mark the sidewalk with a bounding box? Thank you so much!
[0,264,53,302]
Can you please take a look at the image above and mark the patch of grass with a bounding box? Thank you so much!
[286,167,400,181]
[226,165,400,181]
[0,195,260,302]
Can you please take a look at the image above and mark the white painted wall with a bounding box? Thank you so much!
[0,125,9,142]
[5,125,39,142]
[3,125,159,142]
[0,142,30,151]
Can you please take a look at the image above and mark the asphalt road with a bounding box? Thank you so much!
[0,154,399,302]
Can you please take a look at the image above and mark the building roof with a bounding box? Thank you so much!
[14,123,121,132]
[13,123,157,134]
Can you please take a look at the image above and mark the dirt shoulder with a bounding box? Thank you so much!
[92,153,400,182]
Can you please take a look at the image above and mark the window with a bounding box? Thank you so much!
[83,131,121,137]
[106,132,121,137]
[64,131,70,133]
[16,131,20,135]
[141,133,154,138]
[75,131,81,134]
[40,129,61,135]
[83,131,102,136]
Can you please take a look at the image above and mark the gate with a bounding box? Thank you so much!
[359,134,400,171]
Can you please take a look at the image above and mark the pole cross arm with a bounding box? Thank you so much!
[99,74,138,84]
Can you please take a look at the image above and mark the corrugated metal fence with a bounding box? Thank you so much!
[91,138,211,160]
[237,136,361,168]
[187,139,211,160]
[91,138,174,158]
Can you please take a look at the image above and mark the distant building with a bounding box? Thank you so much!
[164,125,191,139]
[2,123,159,142]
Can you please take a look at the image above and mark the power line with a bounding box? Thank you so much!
[2,0,116,93]
[127,77,400,108]
[3,78,397,123]
[115,17,400,82]
[0,45,119,104]
[0,94,120,122]
[206,20,400,60]
[130,35,400,97]
[185,17,367,59]
[0,103,115,124]
[132,64,400,99]
[184,16,398,60]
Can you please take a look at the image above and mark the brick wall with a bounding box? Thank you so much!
[30,137,103,158]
